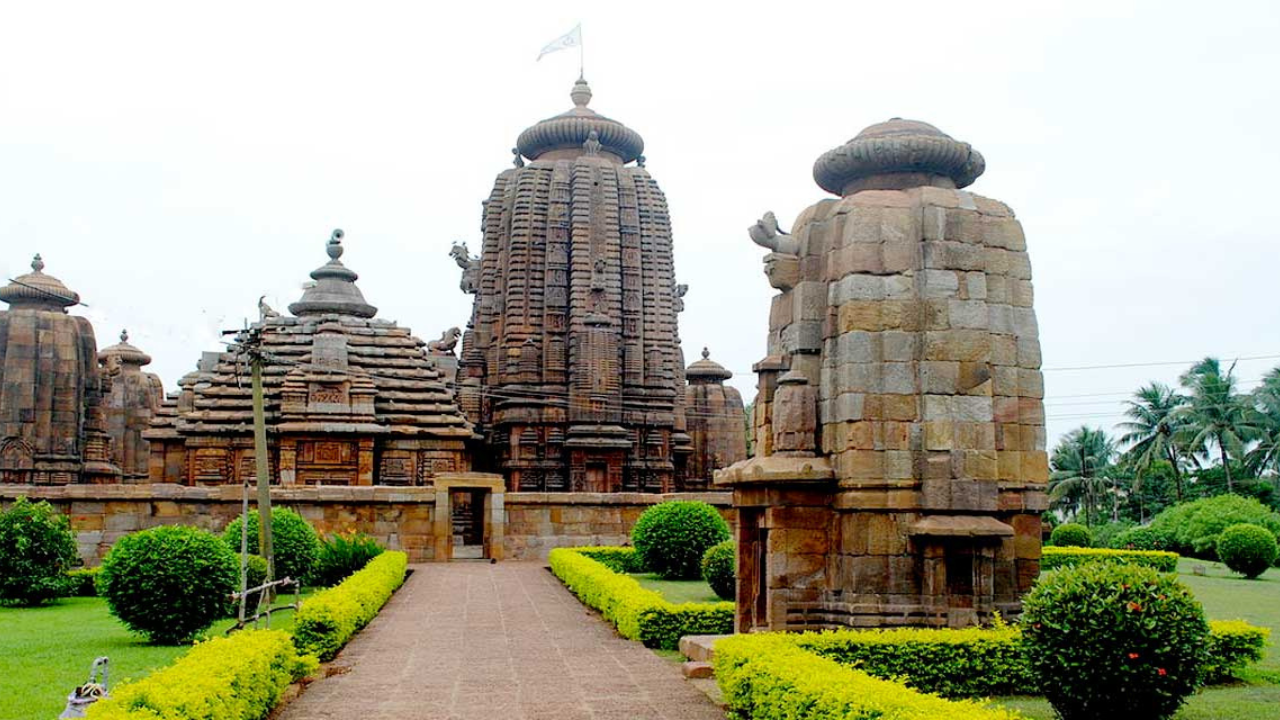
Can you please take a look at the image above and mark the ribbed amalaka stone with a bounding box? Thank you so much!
[683,349,746,488]
[146,232,474,487]
[718,119,1048,633]
[456,79,697,493]
[98,330,164,481]
[0,255,119,484]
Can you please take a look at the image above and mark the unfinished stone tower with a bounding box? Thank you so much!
[0,255,118,484]
[717,119,1048,630]
[455,79,693,493]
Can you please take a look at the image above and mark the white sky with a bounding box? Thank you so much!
[2,0,1278,450]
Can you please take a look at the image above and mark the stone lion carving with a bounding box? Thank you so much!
[748,211,798,255]
[427,327,462,355]
[449,242,480,295]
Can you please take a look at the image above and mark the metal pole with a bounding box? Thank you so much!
[250,342,275,600]
[238,479,248,625]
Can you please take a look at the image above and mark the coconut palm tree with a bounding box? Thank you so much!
[1178,358,1259,492]
[1246,367,1280,480]
[1049,426,1118,525]
[1118,382,1189,501]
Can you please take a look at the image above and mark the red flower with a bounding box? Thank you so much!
[1128,653,1140,659]
[1126,602,1143,612]
[1157,668,1167,676]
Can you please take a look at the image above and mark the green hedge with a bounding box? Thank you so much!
[293,551,407,661]
[1203,620,1271,683]
[548,547,733,650]
[714,633,1024,720]
[66,567,101,597]
[1041,546,1179,572]
[796,626,1036,698]
[740,620,1264,699]
[86,629,316,720]
[572,546,647,574]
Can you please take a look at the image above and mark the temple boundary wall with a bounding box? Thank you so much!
[0,482,733,564]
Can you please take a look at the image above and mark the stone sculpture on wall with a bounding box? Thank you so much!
[717,119,1048,631]
[0,255,118,484]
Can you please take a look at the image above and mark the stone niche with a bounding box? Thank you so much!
[717,119,1048,632]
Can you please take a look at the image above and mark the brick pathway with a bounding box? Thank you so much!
[278,562,724,720]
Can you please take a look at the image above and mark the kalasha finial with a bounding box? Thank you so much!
[120,329,129,343]
[570,77,592,108]
[31,254,44,273]
[327,229,345,260]
[702,347,710,360]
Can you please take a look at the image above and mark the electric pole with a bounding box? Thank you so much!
[225,323,275,599]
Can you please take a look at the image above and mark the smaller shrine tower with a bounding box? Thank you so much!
[683,349,747,489]
[98,330,164,481]
[0,255,118,484]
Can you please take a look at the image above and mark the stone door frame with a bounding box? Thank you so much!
[432,475,505,561]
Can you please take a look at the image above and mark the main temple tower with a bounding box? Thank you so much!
[456,79,692,493]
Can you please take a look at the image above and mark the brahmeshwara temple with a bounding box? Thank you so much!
[715,118,1048,629]
[1,83,1048,625]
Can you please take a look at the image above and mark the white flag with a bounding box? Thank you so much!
[537,24,581,61]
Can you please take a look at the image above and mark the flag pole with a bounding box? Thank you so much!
[579,25,585,79]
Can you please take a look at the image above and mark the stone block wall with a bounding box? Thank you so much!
[0,483,733,564]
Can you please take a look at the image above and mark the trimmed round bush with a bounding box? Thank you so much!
[631,501,730,580]
[701,540,736,600]
[100,525,238,644]
[0,497,78,606]
[1021,562,1209,720]
[1150,495,1280,558]
[1216,523,1278,579]
[223,507,320,583]
[1050,522,1093,548]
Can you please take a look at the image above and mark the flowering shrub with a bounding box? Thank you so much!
[1021,562,1208,720]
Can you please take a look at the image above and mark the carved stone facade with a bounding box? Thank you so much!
[456,79,695,493]
[98,331,164,481]
[146,232,475,487]
[0,256,118,484]
[717,119,1048,631]
[683,349,746,489]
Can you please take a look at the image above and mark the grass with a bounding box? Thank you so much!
[991,559,1280,719]
[628,572,725,604]
[0,593,310,720]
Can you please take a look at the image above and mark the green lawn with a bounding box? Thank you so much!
[0,594,309,720]
[991,559,1280,719]
[628,573,725,604]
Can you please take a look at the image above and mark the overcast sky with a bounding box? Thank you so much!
[3,0,1278,450]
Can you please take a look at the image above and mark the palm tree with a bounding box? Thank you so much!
[1118,382,1189,501]
[1246,368,1280,480]
[1178,358,1259,492]
[1049,426,1118,525]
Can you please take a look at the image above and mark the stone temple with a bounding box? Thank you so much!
[454,78,714,493]
[717,119,1048,630]
[99,330,164,481]
[0,256,118,484]
[146,232,475,486]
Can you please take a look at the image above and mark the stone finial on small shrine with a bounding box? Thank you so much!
[31,254,45,272]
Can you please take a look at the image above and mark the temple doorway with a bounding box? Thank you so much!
[451,489,486,559]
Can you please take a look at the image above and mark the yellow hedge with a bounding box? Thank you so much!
[714,633,1023,720]
[86,629,316,720]
[548,547,734,650]
[1041,546,1179,572]
[1205,619,1271,683]
[293,550,407,661]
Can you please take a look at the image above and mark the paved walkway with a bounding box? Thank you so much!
[278,562,724,720]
